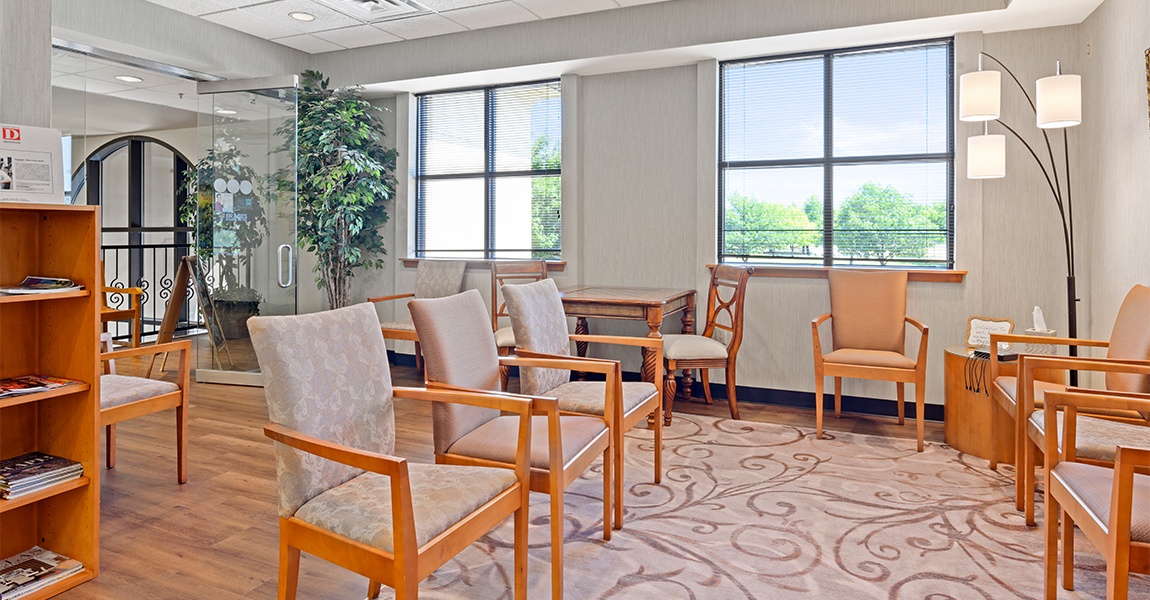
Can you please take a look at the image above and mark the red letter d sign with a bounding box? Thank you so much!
[2,128,21,141]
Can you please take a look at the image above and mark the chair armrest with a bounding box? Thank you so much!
[1042,388,1150,416]
[420,381,556,416]
[394,385,534,416]
[368,292,415,304]
[990,332,1109,348]
[502,352,620,378]
[904,317,929,366]
[811,314,831,365]
[1018,356,1150,417]
[264,422,408,478]
[568,333,660,349]
[101,339,190,362]
[1064,386,1150,402]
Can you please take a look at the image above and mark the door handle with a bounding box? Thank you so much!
[277,244,293,288]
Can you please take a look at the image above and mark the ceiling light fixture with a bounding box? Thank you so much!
[115,75,143,83]
[215,108,238,115]
[289,11,316,21]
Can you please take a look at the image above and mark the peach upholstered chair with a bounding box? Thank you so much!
[490,260,548,389]
[369,260,466,371]
[250,303,532,600]
[811,269,929,451]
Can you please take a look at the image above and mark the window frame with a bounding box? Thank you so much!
[414,79,562,260]
[718,38,956,269]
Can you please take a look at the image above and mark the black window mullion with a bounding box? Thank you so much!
[822,53,834,266]
[484,88,495,260]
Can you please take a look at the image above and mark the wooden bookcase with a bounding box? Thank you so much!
[0,203,100,597]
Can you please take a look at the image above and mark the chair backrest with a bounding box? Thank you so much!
[414,260,467,299]
[700,265,754,356]
[1105,284,1150,394]
[249,303,396,518]
[490,260,548,331]
[502,278,571,396]
[828,269,908,354]
[408,289,502,454]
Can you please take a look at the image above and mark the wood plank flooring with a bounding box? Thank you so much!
[59,353,942,599]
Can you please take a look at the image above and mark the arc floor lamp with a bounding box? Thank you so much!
[959,53,1082,382]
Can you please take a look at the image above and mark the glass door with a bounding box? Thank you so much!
[194,76,298,385]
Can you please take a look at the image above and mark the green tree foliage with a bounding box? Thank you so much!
[834,182,944,265]
[276,70,398,309]
[724,194,819,258]
[530,135,560,258]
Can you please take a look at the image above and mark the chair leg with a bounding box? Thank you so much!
[499,363,511,392]
[1014,407,1026,512]
[368,581,382,599]
[414,342,424,374]
[1062,509,1075,590]
[278,531,300,600]
[725,364,739,421]
[106,424,116,470]
[663,364,677,427]
[834,377,842,418]
[551,485,565,600]
[914,381,924,453]
[1044,487,1059,599]
[177,397,188,484]
[1024,438,1037,526]
[700,369,713,405]
[606,440,617,534]
[989,400,1000,470]
[513,485,529,600]
[1106,553,1130,600]
[895,382,905,425]
[815,376,825,440]
[653,399,663,484]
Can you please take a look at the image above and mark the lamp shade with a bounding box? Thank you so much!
[967,134,1006,179]
[1036,74,1081,128]
[959,70,1001,121]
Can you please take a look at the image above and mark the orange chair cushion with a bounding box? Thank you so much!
[828,270,907,354]
[1105,285,1150,398]
[823,349,915,370]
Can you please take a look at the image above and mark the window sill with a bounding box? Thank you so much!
[401,258,566,273]
[709,264,966,283]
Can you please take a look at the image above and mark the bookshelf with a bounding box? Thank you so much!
[0,203,100,596]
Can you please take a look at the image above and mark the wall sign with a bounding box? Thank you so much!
[0,124,64,204]
[966,316,1014,352]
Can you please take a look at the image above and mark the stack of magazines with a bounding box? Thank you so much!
[0,376,79,400]
[0,453,83,500]
[0,276,83,295]
[0,547,83,599]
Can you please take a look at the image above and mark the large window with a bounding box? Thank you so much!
[719,39,954,268]
[416,80,562,259]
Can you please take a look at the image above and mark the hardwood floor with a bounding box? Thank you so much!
[60,349,942,599]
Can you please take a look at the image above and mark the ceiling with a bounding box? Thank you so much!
[142,0,673,54]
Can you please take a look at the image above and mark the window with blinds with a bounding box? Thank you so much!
[719,39,954,268]
[415,80,562,259]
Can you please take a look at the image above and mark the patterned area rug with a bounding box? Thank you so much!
[395,414,1150,599]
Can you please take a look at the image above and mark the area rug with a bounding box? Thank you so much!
[395,414,1149,599]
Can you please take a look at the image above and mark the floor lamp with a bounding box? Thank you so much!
[959,53,1082,384]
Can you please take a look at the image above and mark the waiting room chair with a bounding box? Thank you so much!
[662,264,753,422]
[250,303,531,600]
[1041,389,1150,600]
[100,259,143,348]
[99,333,191,483]
[369,260,466,371]
[811,269,929,451]
[409,289,612,600]
[502,278,663,530]
[491,260,548,389]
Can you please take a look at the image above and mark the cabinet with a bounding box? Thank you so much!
[0,203,100,597]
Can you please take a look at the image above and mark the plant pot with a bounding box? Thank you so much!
[214,299,260,339]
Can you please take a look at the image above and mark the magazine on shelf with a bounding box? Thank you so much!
[0,375,80,399]
[0,546,82,599]
[0,276,82,295]
[0,452,83,500]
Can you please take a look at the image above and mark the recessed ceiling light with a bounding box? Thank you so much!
[215,108,238,115]
[289,11,316,21]
[115,75,143,83]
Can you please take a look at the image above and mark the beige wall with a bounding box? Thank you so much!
[0,0,52,127]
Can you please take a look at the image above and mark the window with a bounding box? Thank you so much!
[415,80,562,259]
[719,39,954,268]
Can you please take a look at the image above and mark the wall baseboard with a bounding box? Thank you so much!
[387,351,944,422]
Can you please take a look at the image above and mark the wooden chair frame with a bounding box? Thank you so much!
[369,292,423,369]
[266,386,533,600]
[491,260,548,389]
[664,265,753,421]
[1042,389,1150,599]
[811,314,929,451]
[101,258,144,348]
[100,339,191,483]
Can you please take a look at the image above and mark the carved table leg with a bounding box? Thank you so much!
[663,364,677,427]
[575,317,589,381]
[678,295,696,406]
[642,307,662,385]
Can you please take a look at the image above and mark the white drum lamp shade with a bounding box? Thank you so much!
[959,70,1001,121]
[967,134,1006,179]
[1036,74,1081,128]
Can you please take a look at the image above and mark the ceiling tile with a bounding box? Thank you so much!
[315,25,402,48]
[376,13,467,39]
[148,81,201,97]
[51,50,90,74]
[51,74,89,92]
[272,34,345,53]
[202,9,303,39]
[144,0,234,16]
[240,0,362,33]
[442,1,537,29]
[514,0,618,19]
[82,64,161,87]
[418,0,503,10]
[615,0,670,5]
[107,88,202,113]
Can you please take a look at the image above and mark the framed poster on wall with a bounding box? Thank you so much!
[0,124,64,204]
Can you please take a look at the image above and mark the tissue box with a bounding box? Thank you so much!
[1025,328,1057,355]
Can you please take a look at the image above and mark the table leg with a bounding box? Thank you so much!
[575,317,589,381]
[676,296,696,414]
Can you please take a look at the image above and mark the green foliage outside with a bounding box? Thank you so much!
[724,193,818,257]
[530,135,560,259]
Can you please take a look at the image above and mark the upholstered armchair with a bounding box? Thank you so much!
[811,269,929,451]
[662,264,753,422]
[491,260,548,389]
[501,278,663,529]
[1041,389,1150,599]
[989,284,1150,524]
[369,260,466,371]
[408,290,613,600]
[250,303,532,600]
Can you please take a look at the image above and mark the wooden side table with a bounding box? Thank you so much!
[943,345,1064,462]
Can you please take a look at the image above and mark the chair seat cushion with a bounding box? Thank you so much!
[545,381,658,417]
[494,326,516,349]
[293,463,517,553]
[380,320,416,332]
[1052,461,1150,543]
[447,415,606,470]
[996,377,1147,420]
[662,334,727,360]
[100,374,179,409]
[1028,411,1150,462]
[823,349,915,369]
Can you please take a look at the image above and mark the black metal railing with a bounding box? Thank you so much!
[101,228,202,343]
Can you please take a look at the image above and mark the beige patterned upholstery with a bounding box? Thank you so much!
[249,303,396,518]
[828,269,907,354]
[662,334,727,360]
[502,279,572,396]
[1028,411,1150,462]
[408,290,502,454]
[100,374,179,409]
[494,326,516,349]
[293,463,516,553]
[447,415,606,469]
[414,260,467,299]
[1105,286,1150,418]
[546,381,657,416]
[1052,462,1150,543]
[380,320,416,331]
[824,349,915,370]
